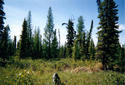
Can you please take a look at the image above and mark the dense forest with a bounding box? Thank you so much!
[0,0,125,85]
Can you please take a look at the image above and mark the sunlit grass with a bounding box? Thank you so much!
[0,58,125,85]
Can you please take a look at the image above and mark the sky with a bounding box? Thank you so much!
[4,0,125,45]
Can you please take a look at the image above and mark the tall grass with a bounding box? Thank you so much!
[0,58,125,85]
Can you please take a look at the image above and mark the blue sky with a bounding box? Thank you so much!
[4,0,125,45]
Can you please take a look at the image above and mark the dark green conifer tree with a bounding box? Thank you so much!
[13,36,16,55]
[72,39,80,60]
[62,19,76,57]
[51,29,58,58]
[0,25,10,60]
[89,39,95,60]
[85,20,93,59]
[59,46,64,58]
[27,11,33,57]
[44,7,54,59]
[77,16,86,58]
[32,27,42,59]
[0,0,5,60]
[27,11,32,40]
[20,19,29,58]
[63,42,67,58]
[96,0,120,70]
[120,45,125,72]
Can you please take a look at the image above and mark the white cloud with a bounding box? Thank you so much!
[120,35,125,45]
[119,24,125,31]
[9,25,22,41]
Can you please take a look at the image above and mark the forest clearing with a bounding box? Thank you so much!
[0,58,125,85]
[0,0,125,85]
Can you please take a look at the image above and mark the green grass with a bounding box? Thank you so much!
[0,58,125,85]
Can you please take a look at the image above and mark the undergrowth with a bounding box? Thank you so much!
[0,58,125,85]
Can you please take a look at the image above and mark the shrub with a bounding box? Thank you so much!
[15,70,34,85]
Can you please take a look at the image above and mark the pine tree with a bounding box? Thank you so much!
[13,36,16,55]
[20,19,29,58]
[27,11,33,57]
[32,27,42,59]
[120,45,125,72]
[59,46,64,58]
[0,0,5,60]
[96,0,120,70]
[85,20,93,59]
[0,0,5,39]
[63,42,67,58]
[62,19,76,57]
[89,39,95,60]
[81,31,86,59]
[8,39,14,57]
[72,39,80,60]
[51,29,58,58]
[44,7,54,59]
[27,11,32,40]
[58,29,61,49]
[0,25,10,60]
[77,16,85,58]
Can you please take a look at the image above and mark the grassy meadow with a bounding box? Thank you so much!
[0,58,125,85]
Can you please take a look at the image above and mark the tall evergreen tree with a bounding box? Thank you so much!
[77,16,84,47]
[59,46,64,58]
[0,0,5,39]
[20,19,29,58]
[27,11,33,57]
[77,16,85,58]
[13,36,16,55]
[44,7,54,59]
[72,39,80,60]
[32,27,42,59]
[82,31,86,59]
[120,45,125,72]
[63,42,67,58]
[27,11,32,40]
[96,0,120,70]
[62,19,76,57]
[85,20,93,59]
[58,29,61,49]
[0,0,5,60]
[89,39,95,60]
[51,29,58,58]
[0,25,10,60]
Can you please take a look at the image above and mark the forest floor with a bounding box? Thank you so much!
[0,57,125,85]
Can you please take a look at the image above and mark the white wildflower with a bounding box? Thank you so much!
[19,73,22,76]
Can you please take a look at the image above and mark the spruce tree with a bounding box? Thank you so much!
[63,42,67,58]
[27,11,32,40]
[32,28,42,59]
[77,16,85,58]
[82,31,86,59]
[58,29,61,49]
[0,25,10,60]
[72,39,80,60]
[0,0,5,39]
[89,39,95,60]
[51,29,58,58]
[44,7,54,59]
[20,19,29,58]
[13,36,16,55]
[27,11,33,57]
[59,46,64,58]
[62,19,76,57]
[85,20,93,59]
[96,0,120,70]
[0,0,5,60]
[120,45,125,72]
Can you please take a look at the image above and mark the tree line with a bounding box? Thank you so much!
[0,0,125,72]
